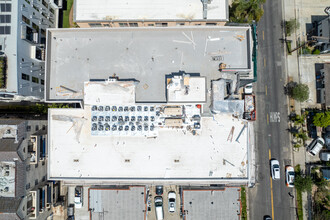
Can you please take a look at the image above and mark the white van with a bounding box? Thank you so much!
[308,137,325,156]
[154,196,164,220]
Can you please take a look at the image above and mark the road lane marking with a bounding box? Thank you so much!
[263,31,264,40]
[267,113,269,125]
[265,85,267,96]
[270,112,281,123]
[268,149,275,220]
[264,58,266,67]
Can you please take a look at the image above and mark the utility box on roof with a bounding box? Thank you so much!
[164,107,182,116]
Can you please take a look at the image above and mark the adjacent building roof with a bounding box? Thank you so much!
[46,26,252,102]
[0,198,22,220]
[183,187,241,220]
[74,0,228,22]
[324,63,330,107]
[89,187,146,220]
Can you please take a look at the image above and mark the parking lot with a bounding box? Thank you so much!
[147,185,181,220]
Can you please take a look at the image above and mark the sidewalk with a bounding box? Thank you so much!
[282,1,330,219]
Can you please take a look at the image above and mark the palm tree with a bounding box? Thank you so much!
[229,0,266,23]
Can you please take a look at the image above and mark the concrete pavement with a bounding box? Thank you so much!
[283,1,330,219]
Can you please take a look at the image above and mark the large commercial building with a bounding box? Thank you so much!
[0,0,60,101]
[0,119,60,220]
[73,0,229,28]
[45,27,255,186]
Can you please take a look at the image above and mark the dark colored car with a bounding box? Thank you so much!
[156,185,163,195]
[264,215,272,220]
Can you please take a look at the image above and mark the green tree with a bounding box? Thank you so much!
[288,83,309,102]
[229,0,266,23]
[285,19,300,36]
[313,112,330,128]
[295,173,313,192]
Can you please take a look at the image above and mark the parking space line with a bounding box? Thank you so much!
[267,113,269,125]
[265,85,267,96]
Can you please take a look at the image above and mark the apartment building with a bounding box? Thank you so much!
[0,0,60,101]
[315,16,330,53]
[73,0,229,28]
[0,119,60,220]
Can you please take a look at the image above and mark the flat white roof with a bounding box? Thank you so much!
[74,0,228,22]
[46,27,252,102]
[48,106,249,181]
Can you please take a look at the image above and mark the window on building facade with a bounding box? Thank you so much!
[32,76,39,83]
[148,24,154,26]
[32,22,39,32]
[22,73,30,81]
[26,183,30,190]
[41,79,44,85]
[129,23,138,27]
[206,23,217,26]
[42,0,48,8]
[103,24,110,27]
[155,23,168,27]
[119,23,128,27]
[89,23,102,27]
[0,15,11,23]
[176,22,185,26]
[35,179,38,185]
[0,3,11,12]
[0,26,10,35]
[26,125,31,132]
[35,125,39,131]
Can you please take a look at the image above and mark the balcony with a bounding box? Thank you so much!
[31,46,45,61]
[29,134,47,164]
[28,136,37,164]
[21,25,38,44]
[27,191,37,219]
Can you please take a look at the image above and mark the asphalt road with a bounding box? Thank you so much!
[248,1,296,220]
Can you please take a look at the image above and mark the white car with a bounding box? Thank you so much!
[285,166,295,187]
[74,186,83,208]
[270,159,280,180]
[244,83,253,94]
[168,191,176,213]
[308,137,325,156]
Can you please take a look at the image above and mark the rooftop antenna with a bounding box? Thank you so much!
[202,0,212,19]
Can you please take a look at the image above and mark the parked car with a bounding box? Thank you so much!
[154,196,164,220]
[156,185,163,195]
[285,166,295,187]
[74,186,83,208]
[307,137,325,156]
[244,83,253,94]
[270,159,280,180]
[263,215,272,220]
[168,191,176,213]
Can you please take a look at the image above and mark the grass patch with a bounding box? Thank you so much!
[241,186,247,220]
[286,41,292,55]
[296,188,304,220]
[295,165,304,220]
[63,0,74,28]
